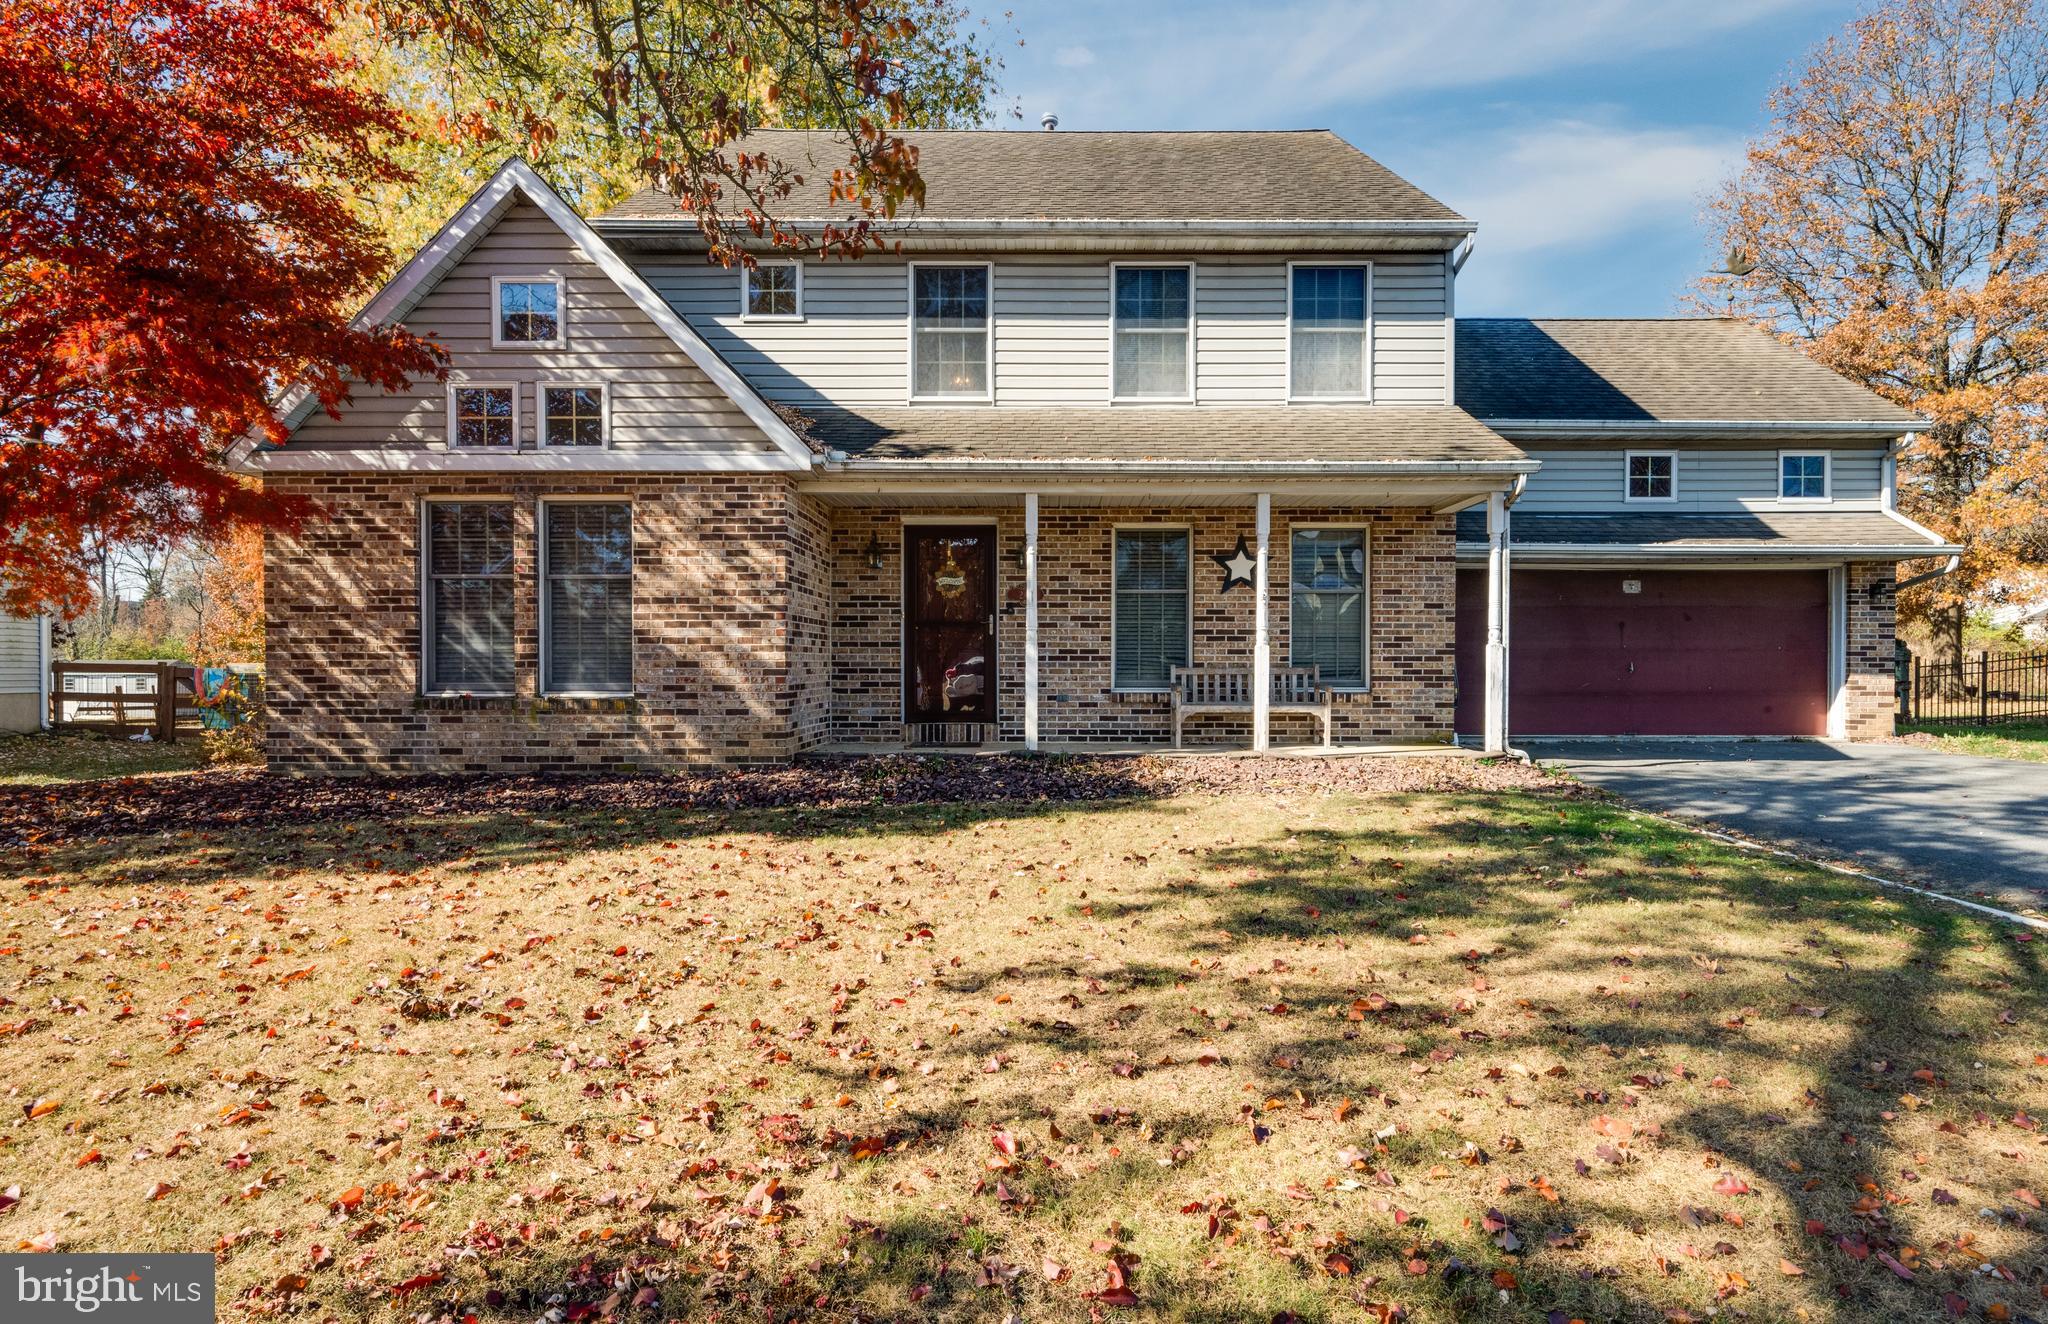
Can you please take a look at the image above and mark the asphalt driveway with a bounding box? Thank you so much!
[1526,739,2048,911]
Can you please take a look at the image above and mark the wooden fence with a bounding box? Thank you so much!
[1897,648,2048,727]
[49,660,204,741]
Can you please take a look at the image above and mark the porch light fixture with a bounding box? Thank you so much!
[864,533,886,570]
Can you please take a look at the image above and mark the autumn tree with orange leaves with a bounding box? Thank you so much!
[1702,0,2048,667]
[0,0,446,617]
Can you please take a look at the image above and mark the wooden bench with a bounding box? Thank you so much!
[1169,665,1334,749]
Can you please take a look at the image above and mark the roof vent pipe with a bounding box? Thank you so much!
[1040,112,1059,131]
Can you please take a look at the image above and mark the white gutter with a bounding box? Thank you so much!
[1883,430,1965,590]
[1485,419,1926,439]
[1452,542,1963,561]
[593,216,1474,239]
[826,458,1540,477]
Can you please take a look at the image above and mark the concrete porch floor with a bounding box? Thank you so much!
[812,741,1481,759]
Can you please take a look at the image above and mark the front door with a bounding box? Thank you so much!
[904,526,996,726]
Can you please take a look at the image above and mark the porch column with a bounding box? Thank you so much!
[1024,492,1040,751]
[1483,490,1509,754]
[1253,492,1272,754]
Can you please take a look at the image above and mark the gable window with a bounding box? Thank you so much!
[1290,528,1368,688]
[1112,264,1193,400]
[1625,451,1677,502]
[1780,451,1831,501]
[910,264,991,400]
[1111,528,1191,690]
[423,502,514,695]
[1289,264,1370,400]
[493,276,563,347]
[540,384,607,448]
[542,502,632,695]
[449,384,517,449]
[742,261,802,321]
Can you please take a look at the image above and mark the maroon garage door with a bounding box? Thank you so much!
[1455,569,1830,736]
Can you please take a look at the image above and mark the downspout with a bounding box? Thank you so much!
[1885,431,1962,593]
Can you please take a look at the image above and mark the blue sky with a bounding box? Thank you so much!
[983,0,1860,316]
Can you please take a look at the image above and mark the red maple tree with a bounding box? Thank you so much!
[0,0,443,616]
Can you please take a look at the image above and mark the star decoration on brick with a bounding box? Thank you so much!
[1212,535,1256,592]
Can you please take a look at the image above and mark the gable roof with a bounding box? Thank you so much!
[243,157,814,469]
[597,130,1467,229]
[1454,318,1924,435]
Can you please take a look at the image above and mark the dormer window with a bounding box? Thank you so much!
[742,261,803,321]
[493,276,563,347]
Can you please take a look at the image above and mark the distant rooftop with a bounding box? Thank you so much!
[597,129,1466,227]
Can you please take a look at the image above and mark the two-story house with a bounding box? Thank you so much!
[241,129,1959,773]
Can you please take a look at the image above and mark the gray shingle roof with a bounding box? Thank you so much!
[599,130,1465,225]
[1455,509,1955,551]
[1455,319,1922,428]
[798,406,1525,465]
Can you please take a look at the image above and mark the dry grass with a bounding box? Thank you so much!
[0,775,2042,1323]
[1896,722,2048,765]
[0,732,207,786]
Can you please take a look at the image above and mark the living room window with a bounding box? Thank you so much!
[422,502,515,695]
[909,263,992,400]
[492,276,563,347]
[1111,264,1193,400]
[1289,527,1368,688]
[1111,528,1191,690]
[1289,264,1371,400]
[1625,451,1678,502]
[742,261,803,321]
[541,502,633,695]
[449,384,518,449]
[1780,451,1831,501]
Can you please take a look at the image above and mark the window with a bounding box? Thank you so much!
[1290,528,1368,687]
[542,503,632,695]
[910,264,991,400]
[540,384,606,448]
[423,502,514,695]
[1112,265,1192,400]
[742,262,802,320]
[449,384,517,449]
[1111,529,1190,690]
[493,277,562,347]
[1625,451,1677,502]
[1780,451,1831,501]
[1289,264,1370,400]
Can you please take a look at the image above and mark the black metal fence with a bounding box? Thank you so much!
[1897,646,2048,727]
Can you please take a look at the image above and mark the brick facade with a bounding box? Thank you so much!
[1844,561,1898,739]
[826,505,1456,747]
[265,483,1461,772]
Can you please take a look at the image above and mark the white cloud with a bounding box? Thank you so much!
[1052,44,1096,68]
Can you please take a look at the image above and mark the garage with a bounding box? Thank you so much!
[1455,568,1831,737]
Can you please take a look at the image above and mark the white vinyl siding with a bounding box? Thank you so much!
[636,251,1449,408]
[1111,528,1191,691]
[541,502,632,695]
[0,614,39,697]
[422,502,515,695]
[290,200,773,454]
[1514,448,1887,513]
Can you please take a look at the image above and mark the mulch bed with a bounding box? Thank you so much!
[0,752,1571,850]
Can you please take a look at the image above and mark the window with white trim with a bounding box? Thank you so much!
[1290,265,1369,399]
[495,278,562,346]
[450,385,517,449]
[541,385,606,448]
[542,502,632,695]
[910,265,990,399]
[1625,452,1677,502]
[423,502,514,694]
[1780,452,1830,500]
[742,262,802,320]
[1290,528,1368,687]
[1112,265,1192,399]
[1111,529,1190,690]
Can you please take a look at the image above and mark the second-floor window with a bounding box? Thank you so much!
[910,264,991,400]
[541,385,606,448]
[1112,265,1192,400]
[494,277,562,347]
[1626,451,1677,502]
[743,261,802,321]
[1780,452,1831,500]
[450,385,517,449]
[1290,264,1370,400]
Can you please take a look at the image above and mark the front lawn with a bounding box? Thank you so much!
[1898,721,2048,764]
[0,758,2041,1323]
[0,731,208,786]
